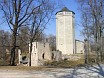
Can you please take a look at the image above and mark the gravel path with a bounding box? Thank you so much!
[0,64,104,78]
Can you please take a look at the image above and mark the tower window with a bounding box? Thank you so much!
[34,46,35,51]
[42,53,44,59]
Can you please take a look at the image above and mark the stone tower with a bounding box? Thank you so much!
[56,7,75,55]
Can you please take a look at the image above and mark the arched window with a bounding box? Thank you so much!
[42,53,44,59]
[51,53,54,60]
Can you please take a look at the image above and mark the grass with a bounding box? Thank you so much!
[0,58,85,71]
[0,66,55,71]
[44,59,85,68]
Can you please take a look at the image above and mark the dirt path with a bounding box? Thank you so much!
[0,64,104,78]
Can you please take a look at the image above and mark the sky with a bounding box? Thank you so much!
[44,0,84,41]
[0,0,84,41]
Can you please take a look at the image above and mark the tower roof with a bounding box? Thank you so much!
[61,7,70,12]
[56,7,75,15]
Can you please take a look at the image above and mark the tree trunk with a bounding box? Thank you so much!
[84,39,88,64]
[10,47,16,65]
[10,28,17,66]
[29,41,33,66]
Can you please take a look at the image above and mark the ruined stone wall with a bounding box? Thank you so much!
[75,40,84,54]
[30,42,52,66]
[52,51,62,61]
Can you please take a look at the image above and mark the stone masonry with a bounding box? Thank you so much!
[56,7,75,55]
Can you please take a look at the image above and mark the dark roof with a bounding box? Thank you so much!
[56,7,75,15]
[61,7,70,12]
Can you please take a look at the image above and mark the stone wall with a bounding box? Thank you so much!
[62,54,84,61]
[29,42,52,66]
[52,51,62,61]
[75,40,84,54]
[56,11,75,55]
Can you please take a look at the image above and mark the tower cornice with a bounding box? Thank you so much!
[56,7,75,15]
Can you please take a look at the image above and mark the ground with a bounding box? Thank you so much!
[0,64,104,78]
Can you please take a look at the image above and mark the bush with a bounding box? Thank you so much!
[0,60,10,66]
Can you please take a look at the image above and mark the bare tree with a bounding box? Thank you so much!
[27,0,55,66]
[47,34,56,51]
[0,0,46,65]
[78,0,104,62]
[17,26,30,55]
[81,9,93,63]
[0,30,11,64]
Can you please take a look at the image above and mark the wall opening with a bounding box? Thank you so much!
[51,53,54,60]
[42,53,44,59]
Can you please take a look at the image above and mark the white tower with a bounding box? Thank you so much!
[56,7,75,55]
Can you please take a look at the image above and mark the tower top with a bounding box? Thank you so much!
[56,7,75,15]
[61,7,70,12]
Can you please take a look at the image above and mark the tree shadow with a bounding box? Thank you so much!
[57,64,104,78]
[84,63,104,77]
[57,67,78,78]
